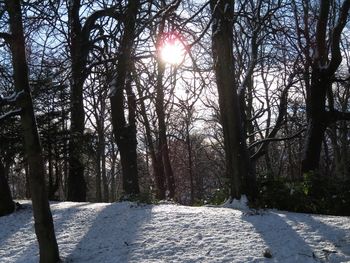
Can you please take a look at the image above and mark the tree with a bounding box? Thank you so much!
[67,0,122,201]
[301,0,350,175]
[210,0,252,200]
[32,70,68,200]
[84,71,111,202]
[151,1,183,200]
[66,0,89,201]
[1,0,60,262]
[110,0,141,197]
[154,53,176,199]
[0,159,14,216]
[135,73,166,199]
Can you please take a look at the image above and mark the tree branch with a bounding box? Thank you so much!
[0,32,12,45]
[0,90,24,107]
[81,7,123,42]
[0,108,22,124]
[250,128,306,160]
[315,0,330,65]
[249,68,299,161]
[328,0,350,73]
[328,109,350,122]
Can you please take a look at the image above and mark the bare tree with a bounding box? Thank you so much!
[66,0,122,201]
[110,0,141,197]
[210,0,252,200]
[300,0,350,174]
[1,0,60,261]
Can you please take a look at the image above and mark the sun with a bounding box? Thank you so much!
[159,35,186,65]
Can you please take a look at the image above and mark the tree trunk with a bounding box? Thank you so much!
[245,76,258,193]
[301,68,328,174]
[24,159,31,199]
[62,109,68,199]
[96,128,108,202]
[53,148,61,200]
[331,121,349,179]
[47,134,56,200]
[101,148,108,202]
[210,0,251,200]
[301,0,350,175]
[96,152,102,202]
[185,120,194,204]
[110,0,141,197]
[67,0,87,202]
[155,62,176,199]
[135,77,166,199]
[0,160,15,217]
[5,0,60,262]
[110,142,117,202]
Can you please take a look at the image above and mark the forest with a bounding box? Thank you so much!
[1,0,350,261]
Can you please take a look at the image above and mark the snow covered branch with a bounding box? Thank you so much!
[0,108,22,124]
[0,90,24,107]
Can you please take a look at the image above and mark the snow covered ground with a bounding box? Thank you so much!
[1,201,350,263]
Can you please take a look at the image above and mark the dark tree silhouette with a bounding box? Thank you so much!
[2,0,60,261]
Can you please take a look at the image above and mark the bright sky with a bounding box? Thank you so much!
[160,37,186,65]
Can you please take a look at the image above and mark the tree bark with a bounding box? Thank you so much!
[155,62,176,199]
[0,160,15,217]
[301,0,350,174]
[135,74,166,199]
[186,122,194,204]
[101,141,108,202]
[5,0,60,261]
[96,150,102,202]
[47,132,58,200]
[110,0,141,197]
[301,68,328,174]
[67,0,87,201]
[210,0,251,199]
[110,142,117,202]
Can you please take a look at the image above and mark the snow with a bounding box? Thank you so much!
[221,195,250,211]
[1,201,350,263]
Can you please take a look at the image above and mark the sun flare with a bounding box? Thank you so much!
[159,37,186,65]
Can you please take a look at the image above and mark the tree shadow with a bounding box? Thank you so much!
[2,201,153,262]
[0,201,107,262]
[0,202,152,263]
[243,211,321,263]
[286,212,350,260]
[0,202,34,261]
[60,202,153,262]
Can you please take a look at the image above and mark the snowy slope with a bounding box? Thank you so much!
[1,201,350,263]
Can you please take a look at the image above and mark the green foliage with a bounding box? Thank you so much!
[119,191,158,205]
[192,198,207,206]
[254,173,350,215]
[206,188,229,205]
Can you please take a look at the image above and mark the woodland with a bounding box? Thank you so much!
[1,0,350,262]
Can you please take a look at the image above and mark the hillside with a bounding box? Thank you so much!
[1,201,350,263]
